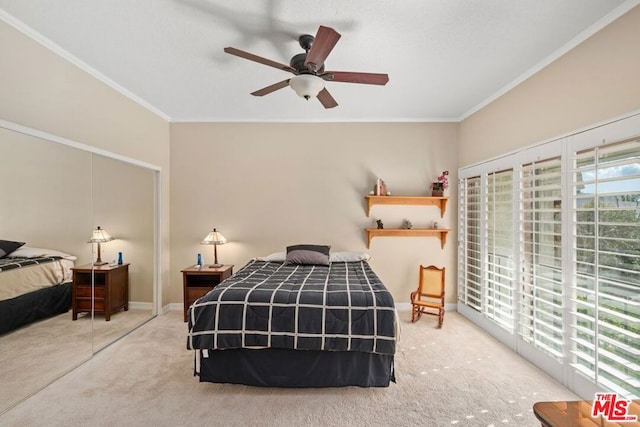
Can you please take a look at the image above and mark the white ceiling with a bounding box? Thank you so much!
[1,0,637,122]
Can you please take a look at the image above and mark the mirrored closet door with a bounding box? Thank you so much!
[90,154,156,351]
[0,124,159,414]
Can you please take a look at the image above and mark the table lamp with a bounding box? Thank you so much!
[88,226,114,266]
[201,228,227,268]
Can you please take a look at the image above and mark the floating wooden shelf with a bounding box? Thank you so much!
[365,195,448,218]
[365,228,450,249]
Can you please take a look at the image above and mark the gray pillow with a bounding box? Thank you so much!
[0,239,25,259]
[286,244,330,266]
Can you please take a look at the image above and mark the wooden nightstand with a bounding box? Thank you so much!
[72,263,129,321]
[182,264,233,322]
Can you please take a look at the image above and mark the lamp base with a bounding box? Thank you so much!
[93,261,108,266]
[209,263,223,268]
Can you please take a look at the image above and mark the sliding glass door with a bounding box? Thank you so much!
[458,114,640,399]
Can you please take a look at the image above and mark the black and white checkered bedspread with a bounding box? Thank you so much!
[187,260,396,355]
[0,256,62,272]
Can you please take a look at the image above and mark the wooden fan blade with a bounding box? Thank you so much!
[224,47,296,73]
[321,71,389,85]
[317,88,338,109]
[251,79,291,97]
[304,26,341,72]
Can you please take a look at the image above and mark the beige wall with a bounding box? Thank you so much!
[0,20,171,305]
[170,122,458,303]
[0,128,93,262]
[459,5,640,167]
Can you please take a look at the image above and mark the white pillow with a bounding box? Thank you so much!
[256,251,371,263]
[330,251,371,262]
[254,252,286,262]
[7,246,78,261]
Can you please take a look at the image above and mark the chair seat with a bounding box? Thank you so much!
[412,300,442,309]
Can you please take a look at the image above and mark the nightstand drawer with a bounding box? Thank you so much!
[75,287,92,298]
[182,264,233,322]
[75,299,90,310]
[186,287,211,304]
[75,299,103,311]
[75,287,105,299]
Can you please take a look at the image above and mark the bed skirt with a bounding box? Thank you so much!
[197,348,395,388]
[0,282,71,335]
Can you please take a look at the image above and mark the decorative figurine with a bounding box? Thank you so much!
[431,170,449,197]
[376,219,384,229]
[401,219,413,229]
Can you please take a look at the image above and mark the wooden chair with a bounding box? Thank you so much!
[410,265,445,327]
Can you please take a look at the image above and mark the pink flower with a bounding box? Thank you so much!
[436,170,449,190]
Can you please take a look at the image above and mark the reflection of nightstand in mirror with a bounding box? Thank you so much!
[182,264,233,322]
[72,263,129,321]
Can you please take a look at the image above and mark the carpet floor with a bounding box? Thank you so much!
[0,309,153,414]
[0,310,578,426]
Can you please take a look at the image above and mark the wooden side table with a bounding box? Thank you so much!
[182,264,233,322]
[533,400,640,426]
[72,263,129,321]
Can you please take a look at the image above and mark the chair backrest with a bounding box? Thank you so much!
[418,265,445,299]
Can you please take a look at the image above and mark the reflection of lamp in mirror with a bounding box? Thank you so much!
[201,228,227,268]
[88,226,114,266]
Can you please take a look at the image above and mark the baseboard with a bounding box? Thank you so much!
[127,301,153,311]
[395,302,457,311]
[162,303,183,314]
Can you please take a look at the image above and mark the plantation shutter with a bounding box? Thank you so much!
[571,138,640,396]
[458,176,482,312]
[518,157,564,361]
[485,169,515,331]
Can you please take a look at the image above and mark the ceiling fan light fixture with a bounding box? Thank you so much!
[289,74,324,100]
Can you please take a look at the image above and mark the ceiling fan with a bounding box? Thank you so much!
[224,25,389,109]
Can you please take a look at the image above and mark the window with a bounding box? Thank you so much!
[459,170,515,331]
[571,138,640,396]
[458,176,482,312]
[458,114,640,399]
[485,170,515,331]
[519,157,564,361]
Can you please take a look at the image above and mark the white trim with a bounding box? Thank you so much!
[458,0,640,121]
[169,117,461,124]
[153,170,163,316]
[0,119,161,172]
[0,10,171,122]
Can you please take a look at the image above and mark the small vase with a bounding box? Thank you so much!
[432,190,444,197]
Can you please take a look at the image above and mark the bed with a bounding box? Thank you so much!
[187,247,397,388]
[0,242,76,335]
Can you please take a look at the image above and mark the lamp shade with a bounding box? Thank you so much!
[201,228,227,245]
[87,226,114,243]
[289,74,324,100]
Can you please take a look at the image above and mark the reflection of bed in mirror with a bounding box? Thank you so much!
[0,245,77,335]
[0,123,160,415]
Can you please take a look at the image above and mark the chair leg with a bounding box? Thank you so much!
[438,309,444,328]
[411,306,422,323]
